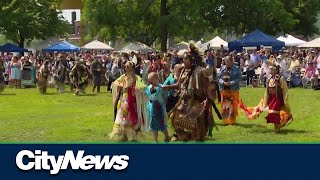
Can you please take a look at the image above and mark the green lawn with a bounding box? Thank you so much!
[0,85,319,143]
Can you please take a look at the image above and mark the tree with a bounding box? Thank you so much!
[202,0,298,36]
[82,0,208,51]
[281,0,320,38]
[83,0,161,47]
[82,0,320,52]
[0,0,70,48]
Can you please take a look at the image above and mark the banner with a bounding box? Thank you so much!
[0,144,319,180]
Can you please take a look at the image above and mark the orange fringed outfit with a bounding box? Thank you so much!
[221,90,239,125]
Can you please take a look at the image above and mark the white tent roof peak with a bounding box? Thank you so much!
[82,40,114,50]
[201,36,228,49]
[277,34,306,47]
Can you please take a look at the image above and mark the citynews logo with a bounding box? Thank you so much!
[16,150,129,175]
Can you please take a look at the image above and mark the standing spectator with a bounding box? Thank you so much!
[91,56,103,93]
[250,49,261,68]
[170,49,181,70]
[135,56,142,76]
[0,57,5,93]
[110,57,125,92]
[244,53,255,87]
[9,56,22,88]
[205,51,215,68]
[141,53,151,84]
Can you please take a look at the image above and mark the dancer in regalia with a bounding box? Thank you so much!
[264,65,292,132]
[70,59,89,96]
[163,44,218,141]
[218,56,242,125]
[110,61,148,141]
[37,60,50,94]
[145,72,170,142]
[240,65,293,132]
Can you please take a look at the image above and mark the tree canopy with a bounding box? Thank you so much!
[81,0,320,51]
[0,0,70,48]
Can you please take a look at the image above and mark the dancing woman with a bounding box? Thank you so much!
[240,65,292,132]
[110,61,148,141]
[263,65,292,132]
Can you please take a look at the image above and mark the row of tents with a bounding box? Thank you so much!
[173,29,319,52]
[1,29,320,53]
[0,41,153,53]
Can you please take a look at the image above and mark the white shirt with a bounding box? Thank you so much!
[245,59,255,71]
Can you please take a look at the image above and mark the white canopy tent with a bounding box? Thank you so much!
[169,41,189,51]
[277,35,306,47]
[121,42,153,53]
[201,36,228,50]
[82,40,114,50]
[298,37,320,48]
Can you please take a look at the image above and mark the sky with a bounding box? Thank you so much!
[61,10,81,23]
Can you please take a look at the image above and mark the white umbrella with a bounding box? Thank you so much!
[82,40,114,50]
[277,35,306,47]
[298,37,320,48]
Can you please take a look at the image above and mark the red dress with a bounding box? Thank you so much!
[266,77,284,124]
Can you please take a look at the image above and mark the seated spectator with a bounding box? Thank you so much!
[302,62,316,88]
[312,68,320,90]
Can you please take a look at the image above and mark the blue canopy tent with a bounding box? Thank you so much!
[0,43,28,52]
[42,41,80,52]
[228,29,285,52]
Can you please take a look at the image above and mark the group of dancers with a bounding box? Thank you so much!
[37,56,99,95]
[109,43,293,142]
[0,44,294,142]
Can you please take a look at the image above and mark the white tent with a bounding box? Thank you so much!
[169,41,189,51]
[298,37,320,48]
[121,42,153,53]
[82,40,114,50]
[201,36,228,50]
[277,35,306,47]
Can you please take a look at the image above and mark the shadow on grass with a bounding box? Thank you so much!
[234,123,267,129]
[251,128,308,134]
[42,93,57,95]
[217,123,267,129]
[80,94,97,97]
[0,93,16,96]
[277,129,308,135]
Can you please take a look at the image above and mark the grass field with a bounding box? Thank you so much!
[0,85,320,143]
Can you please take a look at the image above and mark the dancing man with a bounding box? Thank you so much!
[70,59,89,96]
[53,55,68,93]
[163,44,218,141]
[37,60,50,94]
[218,56,242,125]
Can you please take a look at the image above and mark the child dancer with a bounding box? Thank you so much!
[145,72,170,143]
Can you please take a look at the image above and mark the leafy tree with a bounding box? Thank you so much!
[0,0,70,48]
[82,0,320,52]
[202,0,298,36]
[281,0,320,38]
